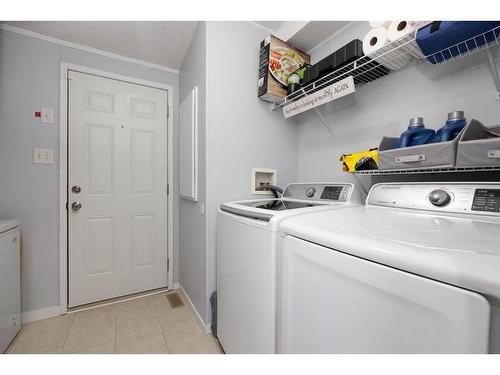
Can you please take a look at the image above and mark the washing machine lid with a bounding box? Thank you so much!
[235,199,322,211]
[220,182,360,222]
[279,183,500,302]
[220,198,330,221]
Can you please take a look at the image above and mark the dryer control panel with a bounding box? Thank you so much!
[367,183,500,217]
[472,188,500,213]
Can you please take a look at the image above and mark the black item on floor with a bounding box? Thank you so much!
[302,39,364,87]
[210,291,217,338]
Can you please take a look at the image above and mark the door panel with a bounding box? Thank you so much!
[130,97,156,119]
[85,124,115,195]
[131,214,155,268]
[131,130,155,194]
[68,71,168,307]
[86,217,113,276]
[85,89,115,113]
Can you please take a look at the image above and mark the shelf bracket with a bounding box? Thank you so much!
[352,173,370,197]
[313,107,334,137]
[486,47,500,100]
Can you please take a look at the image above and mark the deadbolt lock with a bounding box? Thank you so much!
[72,185,81,194]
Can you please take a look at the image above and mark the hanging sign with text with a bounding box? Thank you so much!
[283,76,355,118]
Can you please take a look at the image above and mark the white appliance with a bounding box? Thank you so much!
[217,183,362,353]
[278,182,500,353]
[0,220,21,353]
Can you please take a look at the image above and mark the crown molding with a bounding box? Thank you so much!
[0,23,179,74]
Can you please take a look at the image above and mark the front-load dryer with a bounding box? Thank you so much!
[278,182,500,353]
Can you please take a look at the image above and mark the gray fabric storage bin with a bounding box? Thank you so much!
[378,124,467,170]
[456,119,500,166]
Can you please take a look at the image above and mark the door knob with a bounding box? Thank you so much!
[72,185,81,194]
[71,201,82,211]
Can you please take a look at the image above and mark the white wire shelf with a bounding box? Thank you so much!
[272,24,500,112]
[346,165,500,176]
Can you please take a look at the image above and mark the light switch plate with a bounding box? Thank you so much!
[41,108,54,124]
[33,148,54,164]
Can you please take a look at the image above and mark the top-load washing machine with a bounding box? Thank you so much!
[278,182,500,354]
[216,182,362,353]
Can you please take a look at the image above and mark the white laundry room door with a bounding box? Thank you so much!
[68,70,169,307]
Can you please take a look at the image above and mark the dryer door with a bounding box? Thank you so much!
[279,236,490,353]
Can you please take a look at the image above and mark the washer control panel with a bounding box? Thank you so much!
[320,186,344,200]
[368,183,500,216]
[305,187,316,198]
[283,183,353,203]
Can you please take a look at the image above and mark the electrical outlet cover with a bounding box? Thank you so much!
[33,148,54,164]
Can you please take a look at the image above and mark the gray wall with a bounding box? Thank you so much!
[0,29,180,313]
[297,22,500,193]
[204,22,299,324]
[178,22,208,322]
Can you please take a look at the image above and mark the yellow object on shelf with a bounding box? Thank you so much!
[339,148,379,172]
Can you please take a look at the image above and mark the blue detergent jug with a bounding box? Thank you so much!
[433,111,467,143]
[397,117,436,148]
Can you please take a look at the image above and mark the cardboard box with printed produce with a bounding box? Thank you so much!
[258,35,310,103]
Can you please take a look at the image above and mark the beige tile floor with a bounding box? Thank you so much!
[7,290,224,354]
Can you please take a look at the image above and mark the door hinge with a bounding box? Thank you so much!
[167,183,170,195]
[167,104,170,118]
[167,258,170,271]
[65,202,68,210]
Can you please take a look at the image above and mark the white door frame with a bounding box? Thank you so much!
[59,63,174,314]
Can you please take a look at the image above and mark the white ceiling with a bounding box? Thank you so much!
[255,21,286,31]
[5,21,351,70]
[254,21,351,51]
[5,21,199,70]
[288,21,351,51]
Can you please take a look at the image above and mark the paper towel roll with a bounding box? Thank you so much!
[368,21,391,29]
[386,21,417,42]
[387,21,428,59]
[362,27,389,55]
[362,27,407,71]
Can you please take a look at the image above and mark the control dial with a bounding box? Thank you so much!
[305,187,316,198]
[429,189,451,207]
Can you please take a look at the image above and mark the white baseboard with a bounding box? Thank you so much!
[22,305,61,324]
[67,287,170,314]
[20,284,198,327]
[176,283,212,335]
